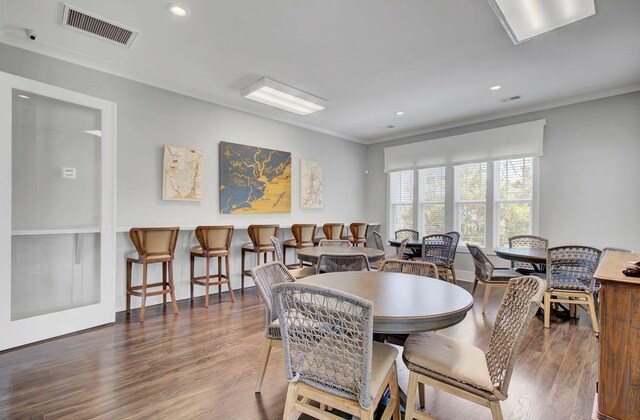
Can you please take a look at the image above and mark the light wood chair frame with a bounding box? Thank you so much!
[543,245,602,333]
[241,224,279,292]
[190,225,235,307]
[282,223,316,267]
[348,222,369,247]
[126,227,180,323]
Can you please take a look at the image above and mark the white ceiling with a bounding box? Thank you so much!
[0,0,639,144]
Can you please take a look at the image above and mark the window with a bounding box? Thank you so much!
[418,167,446,236]
[389,170,414,232]
[455,163,487,247]
[495,158,533,247]
[388,157,537,251]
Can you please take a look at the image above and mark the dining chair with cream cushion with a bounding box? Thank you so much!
[444,231,461,283]
[403,276,544,420]
[273,281,400,420]
[467,243,522,314]
[126,227,180,323]
[250,261,296,393]
[270,236,316,280]
[421,234,454,282]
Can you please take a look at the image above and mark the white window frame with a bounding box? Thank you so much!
[387,157,539,253]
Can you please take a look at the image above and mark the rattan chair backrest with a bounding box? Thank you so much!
[291,224,316,246]
[250,261,296,325]
[316,253,371,273]
[421,234,453,266]
[273,281,375,409]
[486,276,544,399]
[467,243,494,283]
[445,231,461,262]
[378,259,438,278]
[546,246,602,292]
[129,227,179,259]
[396,238,410,259]
[248,224,279,249]
[318,239,352,247]
[395,229,419,240]
[195,225,234,252]
[323,223,344,240]
[372,231,385,252]
[270,236,284,262]
[508,235,549,271]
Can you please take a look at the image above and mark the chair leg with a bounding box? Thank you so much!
[255,338,273,393]
[140,262,148,323]
[189,254,195,301]
[405,372,419,420]
[471,278,479,296]
[586,294,599,333]
[282,382,299,420]
[204,256,210,308]
[489,401,504,420]
[544,291,551,328]
[389,363,401,420]
[283,245,287,266]
[482,284,492,314]
[217,256,222,295]
[418,382,426,409]
[241,249,246,292]
[126,261,132,314]
[450,263,457,285]
[168,260,179,315]
[162,261,167,306]
[226,256,235,302]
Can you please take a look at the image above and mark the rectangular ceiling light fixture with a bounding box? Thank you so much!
[242,78,327,115]
[487,0,596,44]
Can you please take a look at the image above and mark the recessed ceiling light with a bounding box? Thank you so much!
[18,94,30,99]
[167,4,189,17]
[489,85,502,91]
[395,111,405,116]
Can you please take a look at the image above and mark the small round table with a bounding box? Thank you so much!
[298,271,474,334]
[296,246,385,265]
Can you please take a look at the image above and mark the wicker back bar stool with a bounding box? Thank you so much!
[190,225,235,307]
[126,227,180,322]
[282,224,316,267]
[241,224,279,292]
[313,222,345,245]
[508,235,549,274]
[345,222,369,247]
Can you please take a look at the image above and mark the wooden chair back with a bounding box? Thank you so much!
[323,223,344,240]
[350,223,369,241]
[195,225,234,252]
[291,224,316,246]
[129,227,179,260]
[248,224,279,249]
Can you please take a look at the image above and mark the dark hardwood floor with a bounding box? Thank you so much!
[0,282,597,419]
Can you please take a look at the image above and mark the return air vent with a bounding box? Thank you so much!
[61,4,139,48]
[500,95,522,103]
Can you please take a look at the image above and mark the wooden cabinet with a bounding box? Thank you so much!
[595,251,640,420]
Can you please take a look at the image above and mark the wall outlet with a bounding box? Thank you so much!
[61,167,76,179]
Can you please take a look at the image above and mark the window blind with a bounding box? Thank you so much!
[390,170,414,231]
[418,167,446,236]
[455,163,487,247]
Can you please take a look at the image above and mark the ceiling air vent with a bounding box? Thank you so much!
[61,4,139,48]
[500,95,522,103]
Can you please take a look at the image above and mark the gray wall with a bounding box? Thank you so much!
[0,43,368,309]
[366,91,640,277]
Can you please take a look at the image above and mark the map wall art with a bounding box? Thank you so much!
[162,144,204,201]
[300,159,323,209]
[219,141,291,214]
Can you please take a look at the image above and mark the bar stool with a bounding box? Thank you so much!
[313,223,344,245]
[126,227,180,323]
[241,224,279,291]
[190,225,235,307]
[282,224,316,267]
[345,222,369,247]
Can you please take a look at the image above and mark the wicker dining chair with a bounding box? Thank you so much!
[282,224,316,267]
[316,253,371,274]
[467,243,522,314]
[250,261,297,393]
[421,234,455,282]
[445,231,461,283]
[403,276,544,420]
[318,239,352,247]
[542,246,602,333]
[270,236,316,280]
[273,282,401,420]
[395,229,419,241]
[508,235,549,274]
[378,259,438,278]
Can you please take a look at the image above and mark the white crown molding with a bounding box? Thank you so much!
[366,82,640,145]
[0,31,366,144]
